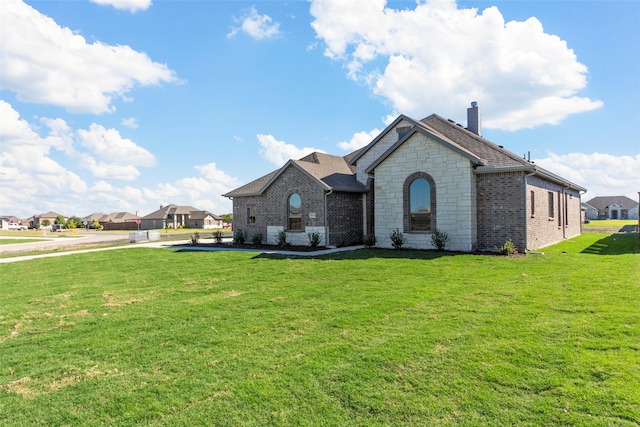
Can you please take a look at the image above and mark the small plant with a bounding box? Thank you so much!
[276,230,288,247]
[189,232,200,246]
[389,229,405,249]
[431,229,449,251]
[234,229,246,245]
[308,231,321,248]
[496,239,517,256]
[363,233,376,249]
[252,233,264,245]
[212,230,224,244]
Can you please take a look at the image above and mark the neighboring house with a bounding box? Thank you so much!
[224,103,586,252]
[140,204,218,230]
[186,211,224,229]
[585,196,639,220]
[0,218,9,231]
[582,202,599,221]
[85,212,141,230]
[30,211,65,229]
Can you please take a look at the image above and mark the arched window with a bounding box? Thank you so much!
[288,193,302,230]
[404,173,436,232]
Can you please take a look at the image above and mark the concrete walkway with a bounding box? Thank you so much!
[0,239,363,264]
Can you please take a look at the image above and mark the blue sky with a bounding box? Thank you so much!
[1,0,638,219]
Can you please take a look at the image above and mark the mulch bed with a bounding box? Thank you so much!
[188,242,329,252]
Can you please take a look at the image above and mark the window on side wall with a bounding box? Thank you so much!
[247,207,256,225]
[530,190,535,217]
[548,191,554,219]
[288,193,302,231]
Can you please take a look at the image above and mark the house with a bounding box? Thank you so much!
[85,212,141,230]
[186,211,224,229]
[30,211,66,229]
[224,104,586,252]
[0,218,9,231]
[140,204,221,230]
[584,196,639,220]
[581,202,598,221]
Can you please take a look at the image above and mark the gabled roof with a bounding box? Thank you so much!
[142,204,199,220]
[223,152,368,198]
[359,113,586,192]
[586,196,639,211]
[190,210,222,220]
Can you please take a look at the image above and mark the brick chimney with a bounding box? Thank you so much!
[467,101,481,137]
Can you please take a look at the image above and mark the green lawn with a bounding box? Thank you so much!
[0,238,48,245]
[1,232,638,426]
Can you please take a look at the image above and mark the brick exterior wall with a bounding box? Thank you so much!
[475,171,527,252]
[231,164,364,246]
[525,175,582,250]
[327,191,364,246]
[372,133,477,251]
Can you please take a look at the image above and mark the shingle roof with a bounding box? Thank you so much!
[223,153,368,198]
[142,204,199,220]
[585,196,639,211]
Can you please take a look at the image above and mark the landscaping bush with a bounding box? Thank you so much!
[389,229,405,249]
[431,229,449,251]
[276,230,288,247]
[189,232,200,246]
[252,233,264,245]
[308,232,321,248]
[212,230,224,244]
[496,239,517,256]
[234,229,246,245]
[363,233,376,248]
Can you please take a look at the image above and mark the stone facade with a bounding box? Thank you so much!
[372,133,477,251]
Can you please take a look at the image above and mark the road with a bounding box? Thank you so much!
[0,232,131,255]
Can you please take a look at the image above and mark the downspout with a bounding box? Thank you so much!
[524,171,537,251]
[324,189,333,246]
[562,186,570,240]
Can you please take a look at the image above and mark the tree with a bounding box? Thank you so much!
[42,219,51,227]
[54,215,66,226]
[67,216,83,229]
[221,213,233,225]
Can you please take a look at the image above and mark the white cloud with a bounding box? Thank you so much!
[0,0,179,114]
[77,123,155,168]
[257,134,324,166]
[0,101,238,218]
[121,117,139,128]
[227,6,281,40]
[533,152,640,200]
[90,0,152,13]
[337,128,381,151]
[310,0,603,131]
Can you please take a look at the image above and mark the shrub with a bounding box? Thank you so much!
[234,229,246,245]
[252,233,264,245]
[189,232,200,246]
[363,233,376,249]
[389,229,405,249]
[307,232,321,248]
[431,229,449,251]
[276,230,288,247]
[496,239,517,256]
[212,230,224,244]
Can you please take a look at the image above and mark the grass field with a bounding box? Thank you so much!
[1,232,638,426]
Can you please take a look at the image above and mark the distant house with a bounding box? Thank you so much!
[225,104,586,252]
[0,218,9,231]
[140,204,221,230]
[30,211,66,229]
[186,211,223,229]
[84,212,141,230]
[585,196,639,220]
